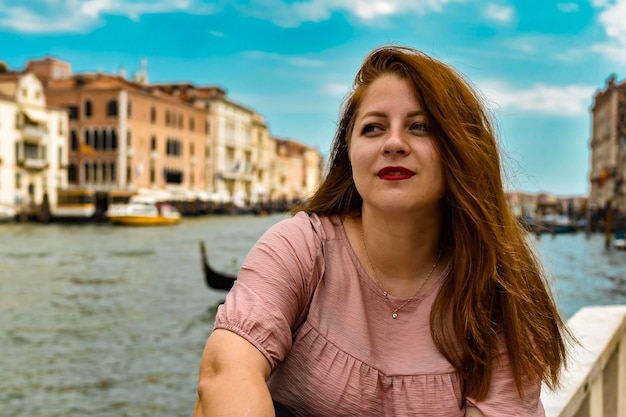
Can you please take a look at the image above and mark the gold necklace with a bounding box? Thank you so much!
[360,223,441,319]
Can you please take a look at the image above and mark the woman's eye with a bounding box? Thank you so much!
[410,122,428,132]
[361,124,382,135]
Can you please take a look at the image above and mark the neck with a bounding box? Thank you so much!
[355,212,443,292]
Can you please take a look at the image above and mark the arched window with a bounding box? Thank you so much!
[111,129,118,150]
[70,129,78,150]
[84,99,92,118]
[107,99,118,117]
[68,163,77,183]
[94,129,100,150]
[102,129,109,150]
[84,129,92,148]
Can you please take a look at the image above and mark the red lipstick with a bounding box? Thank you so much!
[377,166,415,180]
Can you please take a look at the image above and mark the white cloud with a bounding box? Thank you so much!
[479,80,595,117]
[557,3,579,12]
[590,0,626,63]
[235,0,466,28]
[243,50,325,68]
[0,0,219,33]
[484,3,514,23]
[323,82,350,97]
[0,0,467,32]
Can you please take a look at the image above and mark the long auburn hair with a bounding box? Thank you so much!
[296,45,568,400]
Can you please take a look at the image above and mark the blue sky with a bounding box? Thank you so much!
[1,0,625,196]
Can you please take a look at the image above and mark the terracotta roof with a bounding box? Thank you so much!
[0,71,24,82]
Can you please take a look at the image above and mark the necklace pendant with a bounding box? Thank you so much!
[392,312,398,319]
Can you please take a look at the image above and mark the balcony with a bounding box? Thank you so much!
[541,305,626,416]
[22,125,46,140]
[17,157,49,171]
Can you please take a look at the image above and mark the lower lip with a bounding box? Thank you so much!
[378,174,414,181]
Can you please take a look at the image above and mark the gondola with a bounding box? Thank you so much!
[199,241,237,290]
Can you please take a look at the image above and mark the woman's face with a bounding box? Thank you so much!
[348,74,446,216]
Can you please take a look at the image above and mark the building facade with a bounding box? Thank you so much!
[0,70,68,219]
[589,75,626,219]
[4,56,325,217]
[30,58,210,200]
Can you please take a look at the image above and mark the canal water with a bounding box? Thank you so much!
[1,215,625,417]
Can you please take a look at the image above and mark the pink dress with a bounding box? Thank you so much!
[214,212,544,416]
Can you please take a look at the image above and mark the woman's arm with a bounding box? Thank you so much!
[193,329,274,417]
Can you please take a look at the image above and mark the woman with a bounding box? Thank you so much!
[193,45,569,416]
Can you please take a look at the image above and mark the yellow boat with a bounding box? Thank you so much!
[105,195,181,226]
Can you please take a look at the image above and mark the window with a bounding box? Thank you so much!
[189,117,195,131]
[151,106,156,124]
[85,129,92,148]
[111,129,118,150]
[151,135,157,151]
[94,129,100,150]
[58,146,63,166]
[84,99,92,118]
[110,162,116,182]
[70,130,78,150]
[166,139,181,156]
[68,163,77,183]
[127,100,132,118]
[101,129,109,150]
[16,172,21,188]
[24,143,39,159]
[150,161,155,184]
[127,131,131,148]
[107,99,118,117]
[68,105,78,120]
[164,169,183,184]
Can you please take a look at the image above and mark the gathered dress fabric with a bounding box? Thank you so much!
[214,212,545,417]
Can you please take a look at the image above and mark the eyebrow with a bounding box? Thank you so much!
[360,110,424,119]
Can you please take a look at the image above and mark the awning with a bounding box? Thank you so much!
[18,105,48,124]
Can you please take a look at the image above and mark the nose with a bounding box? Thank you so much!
[382,129,410,155]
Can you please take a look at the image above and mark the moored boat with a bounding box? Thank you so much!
[199,241,236,290]
[614,231,626,250]
[106,195,181,226]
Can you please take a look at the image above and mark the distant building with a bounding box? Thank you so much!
[28,58,210,201]
[589,74,626,218]
[7,56,325,217]
[0,70,68,219]
[272,138,324,204]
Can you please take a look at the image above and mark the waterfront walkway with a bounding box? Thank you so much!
[541,304,626,417]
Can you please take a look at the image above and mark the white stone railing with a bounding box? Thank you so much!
[541,305,626,417]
